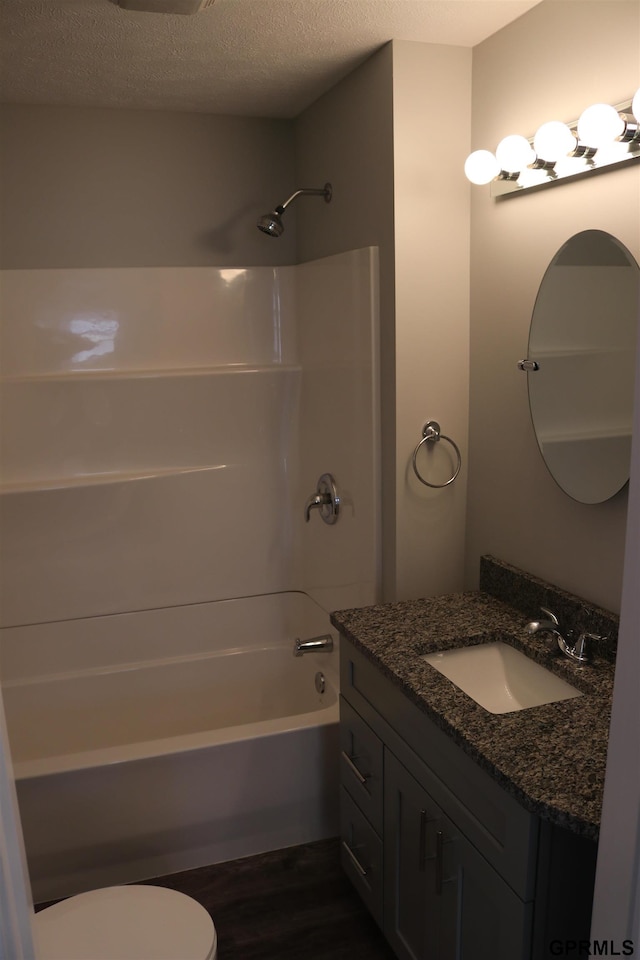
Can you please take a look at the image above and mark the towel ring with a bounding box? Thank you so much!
[412,421,462,488]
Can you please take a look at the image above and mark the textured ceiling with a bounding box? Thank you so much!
[0,0,542,118]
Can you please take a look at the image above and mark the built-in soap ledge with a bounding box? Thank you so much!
[1,366,297,491]
[0,363,302,383]
[0,463,228,495]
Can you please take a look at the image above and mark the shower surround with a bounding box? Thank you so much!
[0,249,379,623]
[0,248,379,898]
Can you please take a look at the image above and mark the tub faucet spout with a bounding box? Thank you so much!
[293,635,334,657]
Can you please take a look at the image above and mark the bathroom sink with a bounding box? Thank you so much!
[421,641,582,714]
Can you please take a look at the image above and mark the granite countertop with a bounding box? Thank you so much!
[330,584,616,842]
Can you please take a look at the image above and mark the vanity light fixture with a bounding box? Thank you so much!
[465,88,640,196]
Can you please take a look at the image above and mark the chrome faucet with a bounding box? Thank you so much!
[304,473,340,524]
[293,635,334,657]
[525,606,562,637]
[524,606,603,664]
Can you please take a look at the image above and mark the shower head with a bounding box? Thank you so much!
[257,206,285,238]
[257,183,332,237]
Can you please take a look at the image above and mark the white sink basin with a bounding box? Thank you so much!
[421,641,582,714]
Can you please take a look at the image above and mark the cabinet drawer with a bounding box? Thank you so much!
[340,787,384,927]
[340,696,383,834]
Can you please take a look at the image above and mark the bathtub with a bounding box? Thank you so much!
[0,592,340,903]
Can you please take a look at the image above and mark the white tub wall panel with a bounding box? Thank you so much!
[296,248,380,613]
[0,465,296,627]
[0,367,300,490]
[0,592,331,683]
[0,263,304,624]
[0,254,380,622]
[4,650,337,770]
[0,267,298,378]
[18,724,340,903]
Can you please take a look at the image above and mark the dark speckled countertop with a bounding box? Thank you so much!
[330,557,618,841]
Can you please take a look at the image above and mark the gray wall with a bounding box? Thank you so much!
[592,343,640,957]
[0,104,296,268]
[296,40,472,603]
[465,0,640,614]
[390,41,471,602]
[295,43,397,599]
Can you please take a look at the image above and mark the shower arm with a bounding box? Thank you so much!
[279,184,332,211]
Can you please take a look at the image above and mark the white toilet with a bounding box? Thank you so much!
[33,884,217,960]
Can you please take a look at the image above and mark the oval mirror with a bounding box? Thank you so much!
[526,230,639,504]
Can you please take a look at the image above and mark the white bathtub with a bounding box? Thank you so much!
[0,592,340,903]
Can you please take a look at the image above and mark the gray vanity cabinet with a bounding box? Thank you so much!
[338,636,596,960]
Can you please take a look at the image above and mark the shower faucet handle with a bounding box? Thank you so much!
[304,473,340,525]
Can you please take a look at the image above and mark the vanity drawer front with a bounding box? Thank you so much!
[340,696,384,833]
[340,787,384,927]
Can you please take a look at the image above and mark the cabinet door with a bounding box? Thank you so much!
[438,810,533,960]
[385,750,532,960]
[383,750,441,960]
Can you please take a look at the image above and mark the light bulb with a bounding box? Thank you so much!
[464,150,500,185]
[533,121,577,162]
[495,135,535,174]
[633,88,640,123]
[577,103,625,148]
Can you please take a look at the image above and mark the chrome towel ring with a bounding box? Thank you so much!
[412,421,462,488]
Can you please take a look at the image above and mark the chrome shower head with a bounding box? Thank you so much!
[256,183,332,237]
[257,206,285,237]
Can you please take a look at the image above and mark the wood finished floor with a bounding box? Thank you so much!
[142,838,397,960]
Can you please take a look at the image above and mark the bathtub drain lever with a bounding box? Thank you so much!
[293,635,334,657]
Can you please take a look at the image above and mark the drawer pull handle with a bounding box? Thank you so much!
[341,750,369,785]
[419,809,428,871]
[436,830,444,894]
[419,809,439,871]
[341,839,370,878]
[435,830,455,895]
